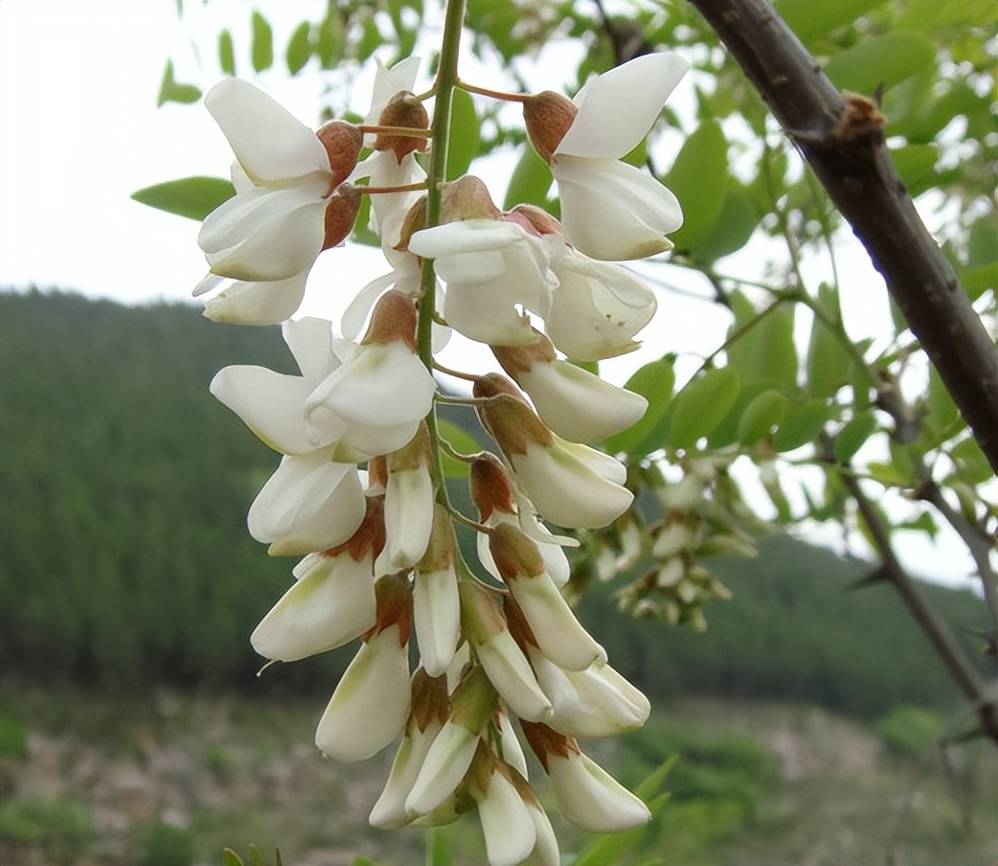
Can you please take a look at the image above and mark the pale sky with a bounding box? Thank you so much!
[0,0,985,590]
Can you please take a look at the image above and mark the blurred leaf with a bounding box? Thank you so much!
[890,144,937,197]
[866,461,910,486]
[157,60,201,107]
[503,146,552,210]
[896,0,998,30]
[927,366,959,435]
[286,21,313,76]
[772,398,832,452]
[951,438,991,484]
[424,826,452,866]
[351,194,381,247]
[775,0,888,42]
[357,15,382,62]
[446,89,480,180]
[834,411,877,463]
[824,32,935,95]
[806,284,853,399]
[438,419,480,478]
[726,291,797,390]
[665,119,728,249]
[691,186,758,263]
[222,851,244,866]
[251,11,274,73]
[898,511,939,538]
[738,390,790,446]
[317,13,344,67]
[960,263,998,301]
[132,176,234,221]
[967,217,998,269]
[667,367,741,450]
[606,357,676,455]
[218,29,236,76]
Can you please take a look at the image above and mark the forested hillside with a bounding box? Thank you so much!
[0,290,986,716]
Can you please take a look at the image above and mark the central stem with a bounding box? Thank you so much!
[417,0,467,496]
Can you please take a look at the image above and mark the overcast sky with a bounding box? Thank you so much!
[0,0,984,589]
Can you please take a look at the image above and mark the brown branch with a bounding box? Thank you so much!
[840,470,998,747]
[689,0,998,477]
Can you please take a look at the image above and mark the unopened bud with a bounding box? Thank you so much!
[474,374,552,455]
[362,289,418,350]
[469,453,517,520]
[316,120,364,189]
[322,185,362,250]
[523,91,577,163]
[374,91,430,161]
[440,175,502,222]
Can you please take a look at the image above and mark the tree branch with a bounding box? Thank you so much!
[689,0,998,477]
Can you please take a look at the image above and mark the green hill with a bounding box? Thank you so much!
[0,289,989,716]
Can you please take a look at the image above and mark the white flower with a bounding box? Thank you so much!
[548,53,688,261]
[369,716,441,829]
[653,520,694,558]
[362,56,422,141]
[520,800,561,866]
[546,252,658,360]
[473,768,537,866]
[195,80,364,322]
[545,748,650,832]
[315,621,411,762]
[405,719,479,816]
[414,566,461,678]
[497,712,528,779]
[493,334,647,441]
[382,426,436,571]
[408,218,559,347]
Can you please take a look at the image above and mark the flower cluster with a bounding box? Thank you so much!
[196,48,687,866]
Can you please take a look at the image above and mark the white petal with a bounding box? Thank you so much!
[341,272,398,341]
[251,552,376,661]
[558,439,628,484]
[510,442,633,529]
[549,664,650,739]
[528,646,581,715]
[315,624,411,761]
[553,156,682,261]
[193,272,224,298]
[520,802,561,866]
[556,53,689,159]
[443,280,539,346]
[476,631,552,723]
[445,642,471,694]
[518,360,647,443]
[507,573,606,671]
[364,56,422,132]
[405,721,478,816]
[476,771,536,866]
[414,567,461,677]
[408,220,527,260]
[282,317,338,385]
[202,270,309,327]
[515,500,580,549]
[206,78,331,182]
[336,418,422,462]
[370,720,442,829]
[210,365,315,455]
[385,466,435,570]
[305,342,436,430]
[546,752,650,832]
[497,714,528,779]
[247,454,366,554]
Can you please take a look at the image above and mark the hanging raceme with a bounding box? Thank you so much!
[194,1,688,860]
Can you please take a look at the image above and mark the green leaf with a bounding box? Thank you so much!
[446,89,480,180]
[775,0,888,42]
[317,13,344,68]
[890,144,937,197]
[351,194,380,247]
[690,186,758,263]
[503,146,552,210]
[960,262,998,301]
[356,15,382,62]
[834,411,877,463]
[726,291,798,390]
[222,850,244,866]
[806,284,853,399]
[967,217,998,269]
[866,461,910,487]
[926,366,959,435]
[823,32,935,95]
[132,176,235,221]
[437,419,480,479]
[157,60,201,107]
[951,438,991,484]
[251,10,274,73]
[218,30,236,76]
[664,119,728,249]
[737,389,789,446]
[896,0,998,30]
[772,398,833,451]
[605,357,675,456]
[667,367,741,450]
[286,21,313,76]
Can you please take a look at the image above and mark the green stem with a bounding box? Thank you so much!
[417,0,467,498]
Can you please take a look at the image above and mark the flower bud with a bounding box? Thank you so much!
[383,424,435,570]
[470,453,517,520]
[322,185,362,251]
[459,581,552,722]
[315,119,364,189]
[374,91,430,161]
[251,497,385,662]
[521,722,650,832]
[440,175,503,222]
[524,90,577,163]
[467,746,537,866]
[493,331,647,443]
[414,505,461,676]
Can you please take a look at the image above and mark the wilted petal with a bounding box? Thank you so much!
[206,78,331,182]
[370,719,442,829]
[405,721,479,816]
[475,771,536,866]
[553,156,682,261]
[414,567,461,677]
[546,751,650,832]
[251,552,376,662]
[556,53,689,160]
[315,624,411,761]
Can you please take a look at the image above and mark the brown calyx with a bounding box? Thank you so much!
[322,185,362,251]
[394,194,428,253]
[367,455,388,492]
[371,572,414,645]
[469,453,517,520]
[503,594,539,651]
[519,720,578,772]
[316,120,364,189]
[410,668,451,732]
[418,504,456,574]
[505,204,563,237]
[523,91,577,163]
[374,91,430,161]
[440,176,502,222]
[458,580,506,644]
[451,665,499,733]
[474,374,552,455]
[488,522,545,583]
[491,330,556,378]
[389,422,432,473]
[361,289,418,350]
[324,496,386,563]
